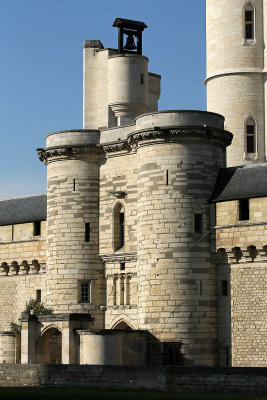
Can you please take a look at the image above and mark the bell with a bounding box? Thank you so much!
[124,34,136,50]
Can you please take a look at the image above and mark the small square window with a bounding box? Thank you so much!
[80,281,91,303]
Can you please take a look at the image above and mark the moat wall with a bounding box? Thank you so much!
[0,365,266,393]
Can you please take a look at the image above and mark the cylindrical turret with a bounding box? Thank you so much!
[129,111,232,366]
[108,54,148,126]
[38,130,104,328]
[206,0,265,167]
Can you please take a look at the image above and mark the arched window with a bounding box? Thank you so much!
[113,203,125,251]
[243,3,255,41]
[245,117,256,153]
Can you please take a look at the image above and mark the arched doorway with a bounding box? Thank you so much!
[37,328,62,364]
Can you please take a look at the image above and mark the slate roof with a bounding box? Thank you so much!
[210,163,267,202]
[0,194,47,225]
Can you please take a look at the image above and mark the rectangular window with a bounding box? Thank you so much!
[166,170,169,185]
[36,290,41,302]
[163,342,183,365]
[73,179,76,191]
[239,199,249,221]
[141,73,144,84]
[80,281,90,303]
[245,10,253,39]
[120,263,125,271]
[246,125,255,153]
[222,280,228,296]
[85,222,90,242]
[120,212,125,248]
[33,221,41,236]
[194,213,203,233]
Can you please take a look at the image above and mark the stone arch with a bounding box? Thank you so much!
[109,315,136,330]
[36,326,62,364]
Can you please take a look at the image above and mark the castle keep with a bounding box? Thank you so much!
[0,7,266,367]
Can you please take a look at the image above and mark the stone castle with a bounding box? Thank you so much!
[0,2,266,367]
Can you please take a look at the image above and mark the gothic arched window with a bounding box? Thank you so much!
[243,3,255,41]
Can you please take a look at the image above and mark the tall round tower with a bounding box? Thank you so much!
[206,0,265,167]
[38,130,104,329]
[129,110,232,366]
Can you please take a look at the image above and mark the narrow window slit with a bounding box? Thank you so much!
[194,213,203,233]
[222,280,228,296]
[36,290,41,302]
[73,179,76,191]
[85,223,90,242]
[166,170,169,185]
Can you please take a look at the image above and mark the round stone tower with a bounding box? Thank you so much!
[38,130,104,329]
[108,53,148,126]
[206,0,265,167]
[128,111,232,366]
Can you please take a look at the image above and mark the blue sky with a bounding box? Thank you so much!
[0,0,206,198]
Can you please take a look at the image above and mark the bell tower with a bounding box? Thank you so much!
[206,0,266,167]
[83,18,160,130]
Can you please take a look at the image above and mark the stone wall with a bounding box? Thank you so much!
[0,365,266,393]
[0,274,46,331]
[216,198,267,367]
[0,221,47,331]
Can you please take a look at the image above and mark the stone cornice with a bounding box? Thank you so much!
[99,252,137,263]
[37,144,101,164]
[127,126,232,148]
[106,272,137,279]
[102,141,130,155]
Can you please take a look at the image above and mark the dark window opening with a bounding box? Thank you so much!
[141,73,144,84]
[194,213,203,233]
[225,346,229,366]
[36,290,41,302]
[85,222,90,242]
[33,221,41,236]
[245,9,254,39]
[80,281,90,303]
[114,203,125,251]
[222,280,228,296]
[119,212,125,249]
[166,170,169,185]
[246,124,255,153]
[163,342,183,365]
[200,279,203,296]
[120,263,125,271]
[239,199,249,221]
[73,179,76,191]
